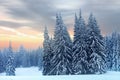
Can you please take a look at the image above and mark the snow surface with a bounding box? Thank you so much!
[0,67,42,76]
[0,67,120,80]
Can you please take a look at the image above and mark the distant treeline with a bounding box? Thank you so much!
[0,44,43,76]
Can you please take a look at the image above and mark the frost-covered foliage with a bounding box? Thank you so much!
[6,42,16,76]
[104,36,113,70]
[0,45,43,74]
[14,46,43,68]
[1,10,120,76]
[73,11,88,74]
[86,14,106,74]
[43,26,54,75]
[42,12,108,75]
[0,50,4,73]
[16,45,30,67]
[105,32,120,71]
[111,32,119,71]
[38,47,43,70]
[17,45,27,67]
[49,14,72,75]
[72,12,106,74]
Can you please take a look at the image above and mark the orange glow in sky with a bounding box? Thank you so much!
[0,26,44,50]
[0,27,73,50]
[0,25,73,50]
[0,0,120,50]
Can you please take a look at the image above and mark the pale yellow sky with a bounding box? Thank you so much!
[0,26,74,50]
[0,26,44,50]
[0,0,120,50]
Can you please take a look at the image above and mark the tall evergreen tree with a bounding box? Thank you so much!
[46,37,54,74]
[49,14,72,75]
[6,41,15,76]
[73,11,88,74]
[86,14,106,74]
[43,26,53,75]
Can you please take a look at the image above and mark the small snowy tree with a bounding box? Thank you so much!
[18,45,30,67]
[117,34,120,71]
[16,45,25,67]
[6,41,15,76]
[2,48,9,71]
[104,36,113,70]
[38,47,43,70]
[105,33,120,71]
[0,51,4,73]
[111,32,120,71]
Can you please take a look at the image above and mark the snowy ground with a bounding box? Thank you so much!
[0,67,42,76]
[0,67,120,80]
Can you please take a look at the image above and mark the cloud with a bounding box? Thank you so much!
[0,20,24,28]
[53,0,85,10]
[0,0,120,35]
[81,0,120,35]
[0,27,41,39]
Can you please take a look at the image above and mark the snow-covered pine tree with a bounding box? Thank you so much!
[49,14,72,75]
[111,32,120,71]
[86,14,106,74]
[6,41,15,76]
[38,47,43,70]
[29,50,35,66]
[33,50,40,66]
[16,45,25,67]
[117,34,120,71]
[73,13,79,43]
[43,26,53,75]
[104,36,113,70]
[46,37,54,73]
[23,51,31,67]
[2,48,9,71]
[17,45,29,67]
[105,33,120,71]
[0,50,4,73]
[73,11,88,74]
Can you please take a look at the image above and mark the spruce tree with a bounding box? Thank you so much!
[73,11,88,74]
[6,41,15,76]
[86,14,106,74]
[49,14,72,75]
[0,50,4,73]
[43,26,53,75]
[17,45,25,67]
[38,47,43,70]
[117,34,120,71]
[111,32,120,71]
[104,36,113,70]
[2,48,9,71]
[105,33,120,71]
[18,45,30,67]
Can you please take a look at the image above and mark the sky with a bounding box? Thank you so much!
[0,0,120,50]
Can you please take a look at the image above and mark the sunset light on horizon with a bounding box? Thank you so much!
[0,0,120,50]
[0,26,44,50]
